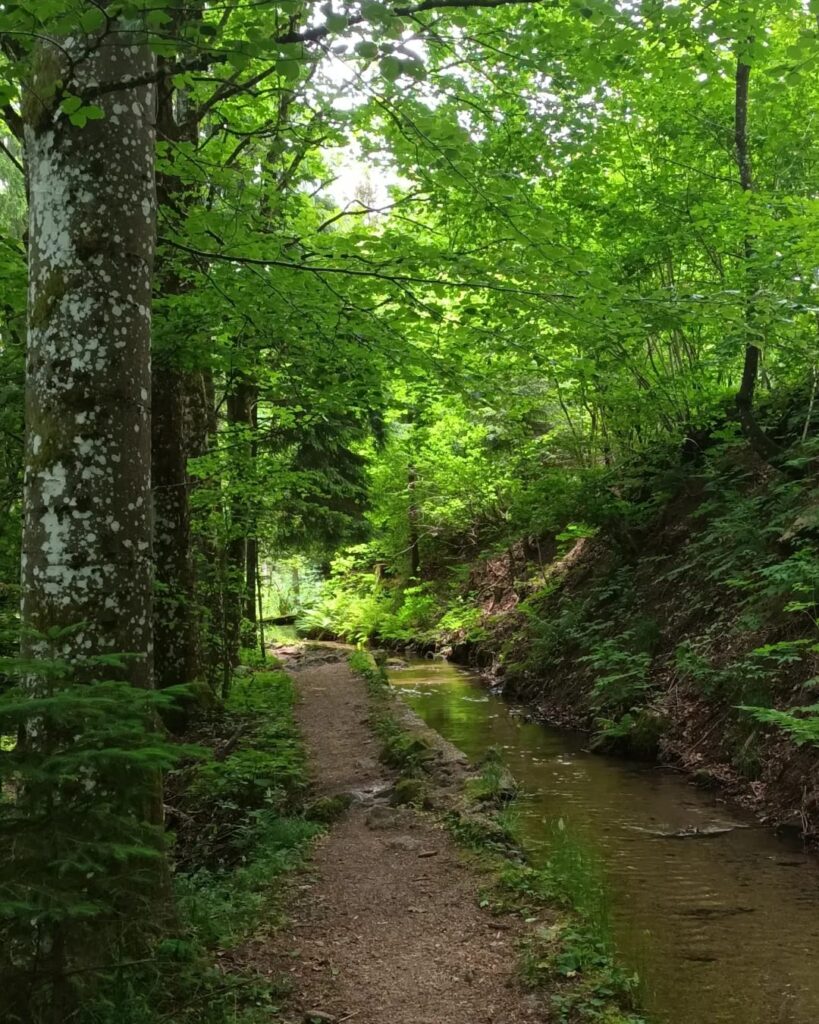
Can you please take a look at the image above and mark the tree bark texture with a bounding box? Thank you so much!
[23,30,156,686]
[151,61,201,689]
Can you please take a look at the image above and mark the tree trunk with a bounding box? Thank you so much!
[408,465,420,579]
[152,64,200,690]
[733,57,785,466]
[188,369,223,688]
[246,536,258,624]
[224,377,255,669]
[23,30,156,687]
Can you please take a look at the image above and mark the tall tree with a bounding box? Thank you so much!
[22,24,156,686]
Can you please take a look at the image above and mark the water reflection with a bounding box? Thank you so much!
[390,659,819,1024]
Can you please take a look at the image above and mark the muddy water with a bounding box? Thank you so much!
[389,659,819,1024]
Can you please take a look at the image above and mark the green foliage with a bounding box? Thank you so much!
[465,745,518,805]
[0,641,190,1023]
[739,703,819,747]
[389,777,428,808]
[591,710,667,760]
[6,0,819,1016]
[178,671,310,867]
[305,793,354,823]
[81,670,318,1024]
[580,636,652,716]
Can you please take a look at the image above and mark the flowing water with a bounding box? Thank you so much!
[388,659,819,1024]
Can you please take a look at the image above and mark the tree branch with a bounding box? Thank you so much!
[159,236,573,301]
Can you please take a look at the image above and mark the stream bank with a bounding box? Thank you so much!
[390,657,819,1024]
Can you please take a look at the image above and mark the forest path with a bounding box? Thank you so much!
[265,653,542,1024]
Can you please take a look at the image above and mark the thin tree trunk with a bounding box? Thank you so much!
[408,465,421,579]
[246,536,258,624]
[256,561,266,663]
[225,377,254,668]
[152,60,200,691]
[733,57,785,466]
[244,392,259,631]
[189,369,223,688]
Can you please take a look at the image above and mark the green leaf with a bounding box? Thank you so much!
[227,49,252,71]
[379,55,401,81]
[402,58,426,81]
[146,9,173,27]
[277,59,301,82]
[325,13,348,33]
[79,7,106,32]
[355,41,379,60]
[60,95,83,115]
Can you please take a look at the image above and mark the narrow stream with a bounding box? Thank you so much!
[389,659,819,1024]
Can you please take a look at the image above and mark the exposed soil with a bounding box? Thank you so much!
[258,653,544,1024]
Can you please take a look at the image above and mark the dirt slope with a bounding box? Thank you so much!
[265,656,543,1024]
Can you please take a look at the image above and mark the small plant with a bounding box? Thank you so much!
[466,745,518,804]
[739,702,819,747]
[580,634,651,716]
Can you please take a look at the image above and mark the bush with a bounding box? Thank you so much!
[0,639,189,1024]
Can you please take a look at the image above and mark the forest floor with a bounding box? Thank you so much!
[254,649,544,1024]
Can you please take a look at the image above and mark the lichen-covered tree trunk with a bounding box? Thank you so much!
[22,30,156,685]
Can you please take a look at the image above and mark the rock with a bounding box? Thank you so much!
[304,1012,335,1023]
[365,805,403,830]
[350,781,393,805]
[385,834,422,852]
[691,769,719,789]
[389,777,427,807]
[386,658,410,670]
[305,794,353,823]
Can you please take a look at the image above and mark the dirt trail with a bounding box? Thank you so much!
[268,655,543,1024]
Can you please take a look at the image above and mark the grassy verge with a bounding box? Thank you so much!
[349,649,646,1024]
[82,667,320,1024]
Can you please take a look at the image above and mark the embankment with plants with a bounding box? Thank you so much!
[301,430,819,840]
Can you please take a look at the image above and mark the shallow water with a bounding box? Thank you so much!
[389,659,819,1024]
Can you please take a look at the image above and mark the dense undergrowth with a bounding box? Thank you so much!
[350,651,646,1024]
[81,668,319,1024]
[309,426,819,835]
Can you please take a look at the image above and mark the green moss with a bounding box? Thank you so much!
[22,45,62,133]
[305,793,353,823]
[389,777,428,807]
